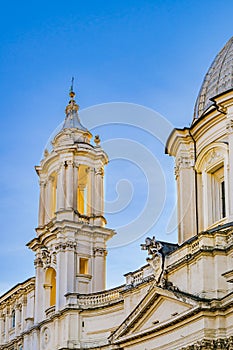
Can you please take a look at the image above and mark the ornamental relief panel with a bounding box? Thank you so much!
[175,153,195,178]
[181,336,233,350]
[206,148,222,167]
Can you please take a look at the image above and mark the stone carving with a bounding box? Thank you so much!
[34,257,43,268]
[141,237,164,284]
[93,247,107,257]
[226,118,233,133]
[42,327,51,348]
[96,167,104,176]
[181,337,233,349]
[40,246,57,268]
[206,149,222,165]
[41,247,51,267]
[175,154,195,178]
[55,241,77,252]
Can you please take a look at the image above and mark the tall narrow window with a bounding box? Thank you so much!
[209,165,225,224]
[11,310,15,328]
[221,180,226,218]
[77,165,88,215]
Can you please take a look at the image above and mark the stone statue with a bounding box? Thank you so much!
[141,237,164,284]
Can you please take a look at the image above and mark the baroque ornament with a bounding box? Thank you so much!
[141,237,164,284]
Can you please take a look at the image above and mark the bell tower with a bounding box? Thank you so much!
[27,85,115,322]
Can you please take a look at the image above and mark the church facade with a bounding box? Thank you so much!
[1,38,233,350]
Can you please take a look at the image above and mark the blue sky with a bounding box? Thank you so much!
[1,0,233,293]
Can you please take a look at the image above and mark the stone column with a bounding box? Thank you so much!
[0,313,4,345]
[45,178,52,223]
[93,248,107,292]
[43,284,51,311]
[65,240,76,294]
[66,160,74,210]
[95,168,104,216]
[38,180,46,227]
[21,296,27,332]
[4,308,9,343]
[202,170,209,229]
[55,239,66,311]
[73,164,79,211]
[89,168,95,216]
[57,162,65,211]
[15,304,20,336]
[48,177,53,219]
[34,254,44,323]
[56,238,76,310]
[44,181,49,223]
[175,152,196,243]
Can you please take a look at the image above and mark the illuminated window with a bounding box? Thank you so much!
[79,258,88,274]
[45,267,56,306]
[77,165,89,215]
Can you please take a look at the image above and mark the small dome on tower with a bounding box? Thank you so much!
[193,37,233,121]
[62,78,87,131]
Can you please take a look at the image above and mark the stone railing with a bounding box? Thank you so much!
[124,264,154,288]
[77,286,124,308]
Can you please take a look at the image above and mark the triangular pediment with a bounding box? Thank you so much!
[109,286,199,342]
[132,294,192,334]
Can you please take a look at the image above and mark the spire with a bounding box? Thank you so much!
[62,78,87,131]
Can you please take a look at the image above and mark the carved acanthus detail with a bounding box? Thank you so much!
[93,247,107,257]
[34,257,43,268]
[55,241,77,252]
[96,167,104,176]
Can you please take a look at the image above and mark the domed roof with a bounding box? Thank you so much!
[193,37,233,121]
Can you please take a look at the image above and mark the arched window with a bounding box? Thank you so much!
[196,144,228,230]
[45,267,56,306]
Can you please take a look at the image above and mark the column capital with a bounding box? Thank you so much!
[93,247,107,257]
[34,257,43,268]
[96,167,104,176]
[175,153,195,179]
[66,159,74,166]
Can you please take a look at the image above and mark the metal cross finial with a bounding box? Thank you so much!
[70,77,74,93]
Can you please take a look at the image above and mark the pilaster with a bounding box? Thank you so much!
[66,160,74,209]
[226,113,233,220]
[175,151,196,243]
[57,162,66,211]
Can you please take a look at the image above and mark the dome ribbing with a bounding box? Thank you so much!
[193,37,233,121]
